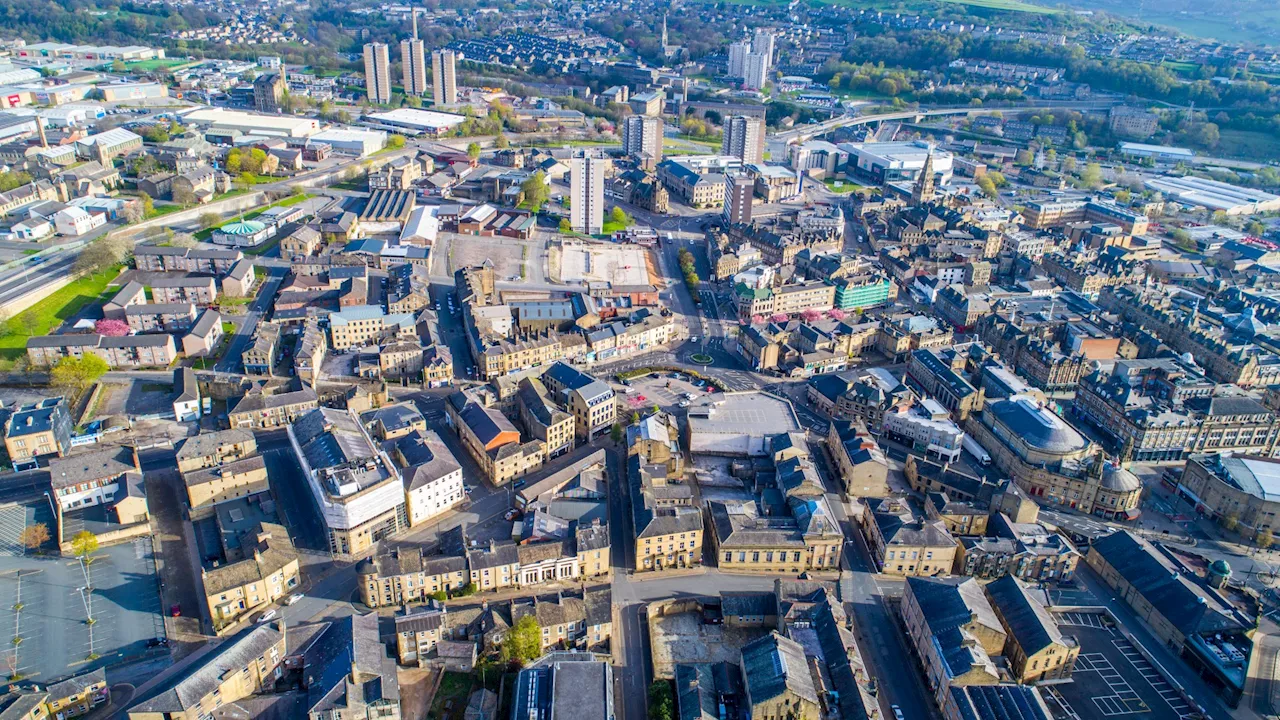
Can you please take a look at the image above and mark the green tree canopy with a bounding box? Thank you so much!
[501,615,543,665]
[71,530,99,563]
[521,171,549,211]
[51,355,109,396]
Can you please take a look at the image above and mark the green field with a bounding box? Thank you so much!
[145,204,184,220]
[937,0,1058,13]
[0,265,122,364]
[1214,130,1280,161]
[721,0,1057,12]
[122,58,194,72]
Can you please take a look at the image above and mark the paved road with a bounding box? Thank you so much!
[215,266,285,373]
[0,254,78,306]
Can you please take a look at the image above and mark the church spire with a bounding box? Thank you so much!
[912,150,936,204]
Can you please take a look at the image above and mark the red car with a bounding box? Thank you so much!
[170,604,182,617]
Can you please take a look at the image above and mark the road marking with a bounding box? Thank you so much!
[1112,638,1197,719]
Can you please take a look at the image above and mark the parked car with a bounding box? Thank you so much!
[146,637,169,648]
[286,593,304,606]
[892,706,905,720]
[257,609,279,624]
[504,509,522,521]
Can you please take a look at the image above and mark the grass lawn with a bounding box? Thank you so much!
[823,177,866,194]
[429,671,473,720]
[245,238,281,257]
[1162,60,1201,74]
[123,58,193,72]
[675,134,723,148]
[21,249,39,256]
[1214,130,1280,160]
[526,139,620,148]
[728,0,1057,10]
[0,265,122,363]
[145,204,184,220]
[212,188,254,203]
[329,177,366,191]
[937,0,1058,12]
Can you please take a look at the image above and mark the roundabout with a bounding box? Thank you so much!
[689,353,714,365]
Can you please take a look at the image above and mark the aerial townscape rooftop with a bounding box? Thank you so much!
[0,0,1279,718]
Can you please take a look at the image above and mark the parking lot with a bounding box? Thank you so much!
[1045,616,1199,720]
[620,372,715,413]
[0,538,166,683]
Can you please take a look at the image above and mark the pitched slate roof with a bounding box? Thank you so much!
[984,575,1066,655]
[740,632,818,707]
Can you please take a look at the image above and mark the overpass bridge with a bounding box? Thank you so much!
[770,99,1123,145]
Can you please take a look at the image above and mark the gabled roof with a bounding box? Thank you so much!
[740,632,818,707]
[984,575,1067,655]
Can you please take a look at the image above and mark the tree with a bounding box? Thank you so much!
[121,200,143,225]
[1223,513,1240,532]
[224,149,243,173]
[18,523,49,550]
[494,134,510,149]
[558,218,572,234]
[139,192,154,217]
[110,59,127,73]
[0,171,32,192]
[1170,227,1196,252]
[74,235,130,276]
[94,318,129,337]
[199,212,221,230]
[976,175,998,199]
[610,423,623,443]
[50,355,109,397]
[387,134,406,150]
[501,615,543,665]
[17,310,38,337]
[71,530,99,565]
[466,142,481,160]
[521,171,549,211]
[648,681,675,720]
[245,148,268,175]
[609,206,628,226]
[1260,528,1274,550]
[172,185,196,208]
[1079,162,1103,190]
[1246,220,1267,237]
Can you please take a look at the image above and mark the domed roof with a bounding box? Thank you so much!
[989,395,1088,454]
[1210,559,1231,574]
[1180,352,1198,367]
[218,219,267,235]
[1100,462,1141,493]
[1228,307,1267,339]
